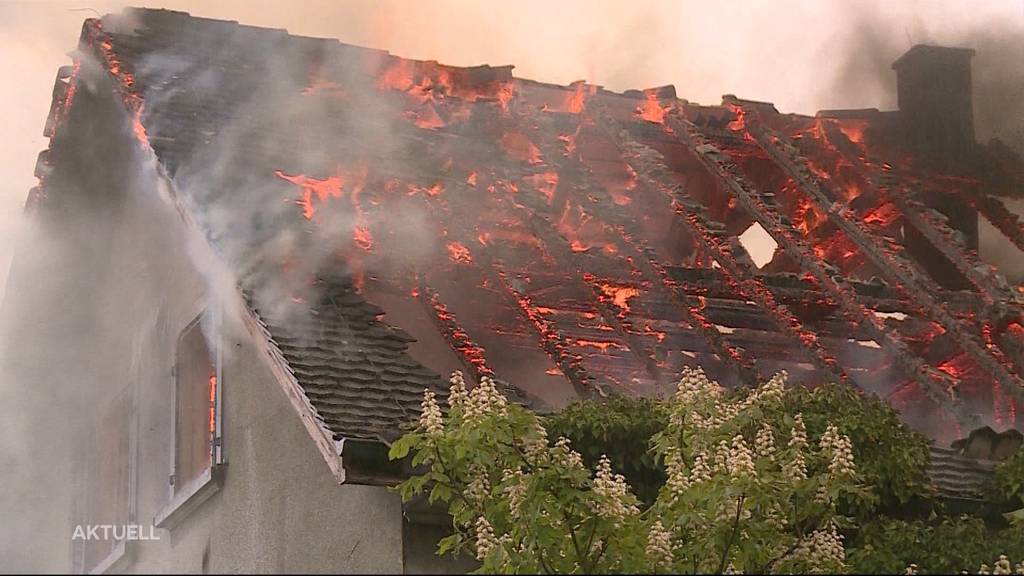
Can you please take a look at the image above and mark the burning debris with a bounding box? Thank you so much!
[34,8,1024,442]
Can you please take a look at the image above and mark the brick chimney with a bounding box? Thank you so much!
[892,44,977,164]
[893,45,978,289]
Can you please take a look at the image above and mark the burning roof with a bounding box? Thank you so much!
[37,8,1024,444]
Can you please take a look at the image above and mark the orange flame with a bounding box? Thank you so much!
[208,373,217,458]
[275,170,343,220]
[635,89,666,124]
[598,283,641,311]
[446,241,473,264]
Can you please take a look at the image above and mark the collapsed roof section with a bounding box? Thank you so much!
[36,8,1024,444]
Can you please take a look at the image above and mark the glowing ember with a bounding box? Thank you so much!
[409,182,444,197]
[275,170,343,219]
[208,373,217,459]
[353,226,374,251]
[446,241,473,264]
[575,339,626,352]
[559,81,596,114]
[598,284,641,310]
[635,89,666,124]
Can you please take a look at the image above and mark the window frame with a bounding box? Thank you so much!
[71,384,138,574]
[154,307,225,530]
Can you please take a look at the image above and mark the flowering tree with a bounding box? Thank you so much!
[390,368,864,574]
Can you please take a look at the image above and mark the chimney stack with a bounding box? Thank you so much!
[892,44,977,164]
[893,45,979,289]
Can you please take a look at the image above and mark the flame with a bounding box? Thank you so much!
[353,226,374,251]
[727,105,747,132]
[446,241,473,264]
[937,352,973,380]
[409,182,444,197]
[635,89,666,124]
[794,196,818,235]
[208,373,217,458]
[837,120,869,144]
[863,202,901,228]
[275,170,343,219]
[575,339,626,352]
[426,291,493,377]
[131,103,150,150]
[598,283,641,311]
[557,81,596,114]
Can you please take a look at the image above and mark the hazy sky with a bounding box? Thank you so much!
[1,0,1022,299]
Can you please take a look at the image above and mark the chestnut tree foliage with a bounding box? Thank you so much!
[390,369,863,574]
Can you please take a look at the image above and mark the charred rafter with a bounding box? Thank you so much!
[971,194,1024,257]
[412,183,594,396]
[651,107,968,420]
[804,114,1013,307]
[729,105,1024,399]
[506,116,759,386]
[484,180,670,387]
[580,104,857,386]
[416,282,495,381]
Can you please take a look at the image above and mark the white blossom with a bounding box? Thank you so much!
[790,413,808,450]
[466,465,491,503]
[665,451,690,500]
[419,389,444,434]
[448,370,467,408]
[592,455,639,519]
[474,516,498,560]
[765,505,788,530]
[465,376,508,419]
[792,521,845,573]
[714,440,731,474]
[755,371,787,404]
[820,424,856,478]
[646,520,674,568]
[502,468,526,518]
[755,423,776,460]
[994,555,1012,575]
[905,563,919,575]
[524,421,548,461]
[675,366,721,405]
[729,435,756,478]
[784,450,808,482]
[689,452,713,484]
[554,436,585,470]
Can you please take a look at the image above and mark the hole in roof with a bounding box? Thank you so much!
[739,223,778,268]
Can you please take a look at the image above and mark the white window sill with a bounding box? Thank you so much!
[154,464,225,530]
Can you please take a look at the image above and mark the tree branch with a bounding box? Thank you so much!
[717,493,746,574]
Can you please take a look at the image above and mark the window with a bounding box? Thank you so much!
[156,311,223,529]
[174,315,219,490]
[73,387,135,574]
